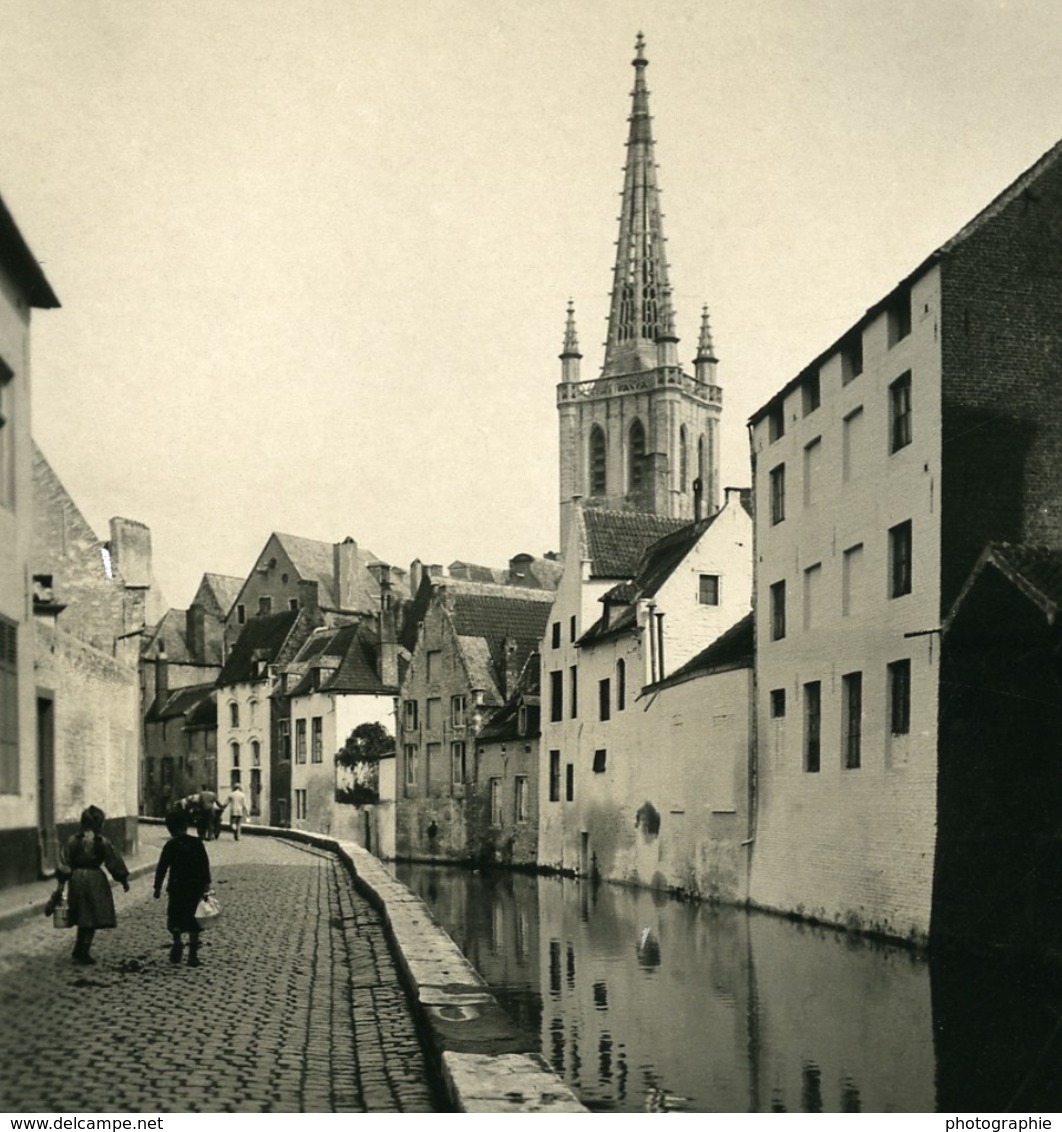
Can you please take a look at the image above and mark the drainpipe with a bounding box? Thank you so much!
[656,612,665,681]
[647,604,657,684]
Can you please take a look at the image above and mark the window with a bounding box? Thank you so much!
[258,596,272,615]
[628,419,646,492]
[569,615,577,642]
[231,742,240,769]
[311,717,323,763]
[569,666,578,718]
[426,742,440,791]
[802,372,821,416]
[295,789,307,820]
[403,700,419,731]
[0,358,14,509]
[841,333,863,383]
[803,438,822,508]
[565,762,574,802]
[679,426,689,491]
[599,678,611,722]
[425,650,441,682]
[770,581,786,641]
[889,520,913,598]
[517,704,528,736]
[768,402,785,442]
[249,699,258,725]
[698,435,706,484]
[451,741,466,785]
[770,464,786,524]
[404,744,417,787]
[889,659,911,735]
[803,563,821,631]
[770,688,786,718]
[804,681,821,773]
[842,544,864,617]
[295,719,307,764]
[842,672,863,769]
[515,776,529,824]
[590,426,607,496]
[251,739,260,767]
[842,408,863,482]
[229,702,239,728]
[236,603,246,625]
[278,719,291,761]
[490,778,502,826]
[451,695,466,728]
[887,289,912,346]
[551,622,561,649]
[549,750,561,802]
[699,574,720,605]
[426,697,441,730]
[616,659,626,711]
[592,748,607,773]
[890,371,912,452]
[550,670,563,721]
[288,598,299,611]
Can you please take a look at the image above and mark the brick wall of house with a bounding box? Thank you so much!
[940,152,1062,613]
[748,268,944,944]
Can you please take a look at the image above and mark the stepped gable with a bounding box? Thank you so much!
[581,509,689,579]
[217,608,301,687]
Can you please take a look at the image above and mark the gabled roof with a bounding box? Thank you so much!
[217,609,302,687]
[283,622,400,697]
[0,194,59,308]
[143,608,192,662]
[580,509,689,579]
[477,652,543,742]
[579,514,719,647]
[751,136,1062,426]
[945,543,1062,632]
[649,613,754,691]
[146,682,217,725]
[197,573,243,619]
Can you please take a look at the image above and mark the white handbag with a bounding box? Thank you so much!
[195,891,220,926]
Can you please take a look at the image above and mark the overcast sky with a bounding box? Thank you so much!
[4,0,1062,608]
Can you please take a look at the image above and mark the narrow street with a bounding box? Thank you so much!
[0,835,440,1114]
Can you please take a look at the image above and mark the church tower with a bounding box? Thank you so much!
[557,34,723,553]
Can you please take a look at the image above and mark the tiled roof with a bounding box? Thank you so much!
[448,561,509,585]
[143,608,193,662]
[147,682,217,724]
[652,613,754,689]
[477,652,543,741]
[217,609,302,687]
[199,573,243,619]
[274,532,405,614]
[457,636,501,703]
[581,509,689,579]
[947,542,1062,628]
[326,625,399,695]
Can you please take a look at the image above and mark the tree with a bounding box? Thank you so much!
[335,721,395,768]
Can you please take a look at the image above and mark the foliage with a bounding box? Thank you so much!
[335,784,380,807]
[335,721,395,769]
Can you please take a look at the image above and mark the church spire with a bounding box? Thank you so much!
[695,304,718,385]
[603,33,673,378]
[560,299,582,383]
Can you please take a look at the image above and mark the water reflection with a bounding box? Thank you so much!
[393,864,1062,1112]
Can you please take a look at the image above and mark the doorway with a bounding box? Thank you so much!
[36,695,56,874]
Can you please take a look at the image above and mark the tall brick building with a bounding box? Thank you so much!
[556,35,722,554]
[747,137,1062,948]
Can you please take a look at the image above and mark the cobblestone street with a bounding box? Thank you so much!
[0,835,441,1113]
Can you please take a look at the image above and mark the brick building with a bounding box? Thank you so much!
[395,574,553,860]
[747,137,1062,947]
[0,195,59,886]
[537,498,752,884]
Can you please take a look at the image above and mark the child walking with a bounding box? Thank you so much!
[154,808,211,967]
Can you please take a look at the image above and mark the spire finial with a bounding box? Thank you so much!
[561,299,581,358]
[696,304,717,361]
[634,31,647,66]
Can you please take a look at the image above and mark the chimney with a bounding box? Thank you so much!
[108,517,153,588]
[509,554,534,588]
[502,636,520,699]
[378,609,398,688]
[333,537,359,612]
[186,604,205,660]
[409,559,424,595]
[154,650,169,707]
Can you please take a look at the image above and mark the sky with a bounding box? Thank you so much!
[3,0,1062,608]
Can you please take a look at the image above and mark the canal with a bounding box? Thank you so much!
[394,864,1062,1112]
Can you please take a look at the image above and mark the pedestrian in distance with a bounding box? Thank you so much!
[154,808,212,967]
[45,804,130,965]
[223,780,250,840]
[196,782,217,840]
